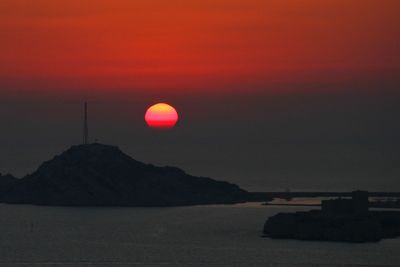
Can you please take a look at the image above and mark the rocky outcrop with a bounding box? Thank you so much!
[2,143,248,206]
[263,210,400,243]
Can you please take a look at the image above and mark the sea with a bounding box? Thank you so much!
[0,203,399,267]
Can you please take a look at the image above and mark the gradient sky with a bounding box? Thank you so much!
[0,0,399,191]
[1,0,399,92]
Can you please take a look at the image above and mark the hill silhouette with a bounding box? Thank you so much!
[1,143,248,206]
[0,173,17,201]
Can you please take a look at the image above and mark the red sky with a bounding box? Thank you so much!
[1,0,399,93]
[1,1,400,191]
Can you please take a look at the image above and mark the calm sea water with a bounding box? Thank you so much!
[0,203,399,267]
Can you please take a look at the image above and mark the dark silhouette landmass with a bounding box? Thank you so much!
[1,144,398,209]
[262,196,400,209]
[370,198,400,209]
[263,191,400,243]
[1,143,248,206]
[0,173,17,201]
[253,191,400,199]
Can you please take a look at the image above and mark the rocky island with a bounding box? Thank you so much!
[0,143,248,206]
[263,191,400,242]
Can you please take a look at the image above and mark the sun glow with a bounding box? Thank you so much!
[145,103,179,129]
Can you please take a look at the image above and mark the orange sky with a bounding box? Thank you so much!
[1,0,399,93]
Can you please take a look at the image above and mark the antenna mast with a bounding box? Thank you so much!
[83,101,89,144]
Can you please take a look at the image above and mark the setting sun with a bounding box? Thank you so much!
[145,103,179,129]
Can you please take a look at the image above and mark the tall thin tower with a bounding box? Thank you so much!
[83,101,89,144]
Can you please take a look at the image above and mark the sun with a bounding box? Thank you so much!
[145,103,179,129]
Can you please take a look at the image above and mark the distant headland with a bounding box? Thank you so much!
[263,191,400,243]
[0,143,249,206]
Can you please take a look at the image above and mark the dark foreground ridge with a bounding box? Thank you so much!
[0,173,17,200]
[0,143,248,206]
[263,191,400,243]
